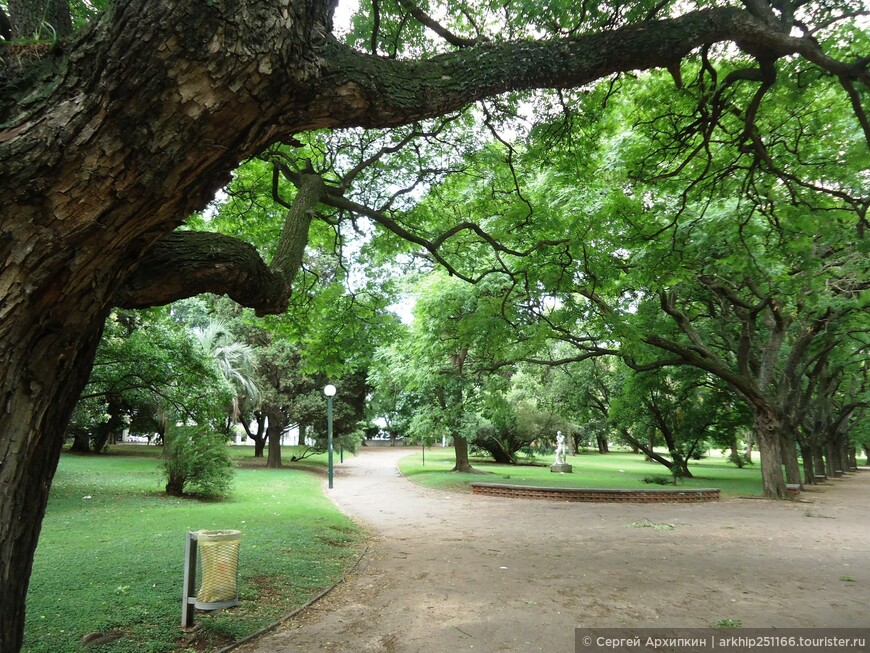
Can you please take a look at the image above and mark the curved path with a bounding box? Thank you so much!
[238,449,870,653]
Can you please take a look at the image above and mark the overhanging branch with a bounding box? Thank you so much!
[114,232,290,316]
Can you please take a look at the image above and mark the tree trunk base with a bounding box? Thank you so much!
[452,463,478,473]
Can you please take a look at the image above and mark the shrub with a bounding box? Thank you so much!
[163,425,234,498]
[726,450,753,468]
[642,474,674,485]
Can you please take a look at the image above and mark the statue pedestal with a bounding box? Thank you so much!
[550,463,573,473]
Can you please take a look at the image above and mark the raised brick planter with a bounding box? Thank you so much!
[470,483,720,503]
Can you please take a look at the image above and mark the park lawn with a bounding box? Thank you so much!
[229,443,337,474]
[398,448,765,498]
[23,447,362,653]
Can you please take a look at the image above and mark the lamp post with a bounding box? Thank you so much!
[323,384,336,489]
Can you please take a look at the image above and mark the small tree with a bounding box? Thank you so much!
[163,426,234,499]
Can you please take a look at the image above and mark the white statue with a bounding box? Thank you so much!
[554,431,567,465]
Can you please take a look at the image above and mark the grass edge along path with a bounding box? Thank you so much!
[23,447,364,653]
[398,448,765,498]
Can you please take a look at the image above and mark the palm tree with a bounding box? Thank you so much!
[192,320,261,430]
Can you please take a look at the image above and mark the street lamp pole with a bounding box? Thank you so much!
[324,384,336,489]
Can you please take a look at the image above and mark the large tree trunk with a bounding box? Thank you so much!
[0,313,107,650]
[744,438,754,462]
[445,349,475,472]
[836,439,851,474]
[812,444,827,479]
[69,431,91,453]
[824,441,839,477]
[264,407,285,469]
[1,5,334,642]
[727,434,744,467]
[781,435,802,488]
[754,410,788,499]
[92,397,124,453]
[798,439,815,485]
[452,435,474,473]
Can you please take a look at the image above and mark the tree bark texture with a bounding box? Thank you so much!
[781,435,802,488]
[754,409,788,498]
[452,435,474,473]
[264,406,286,469]
[0,0,862,649]
[7,0,72,38]
[813,447,827,478]
[825,442,838,477]
[798,440,814,485]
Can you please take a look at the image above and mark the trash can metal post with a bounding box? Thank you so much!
[181,531,198,628]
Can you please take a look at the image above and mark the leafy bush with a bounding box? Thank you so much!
[726,450,753,468]
[163,425,234,498]
[642,474,675,485]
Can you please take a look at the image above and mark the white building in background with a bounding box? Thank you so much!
[233,421,304,446]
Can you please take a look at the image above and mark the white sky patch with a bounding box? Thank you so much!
[333,0,360,36]
[389,295,416,326]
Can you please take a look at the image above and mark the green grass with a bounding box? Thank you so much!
[23,446,362,653]
[398,448,765,498]
[229,444,336,474]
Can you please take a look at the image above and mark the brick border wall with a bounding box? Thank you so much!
[470,483,720,503]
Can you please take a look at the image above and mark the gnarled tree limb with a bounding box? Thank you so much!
[114,232,289,316]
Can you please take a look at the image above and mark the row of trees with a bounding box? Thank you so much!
[353,60,868,499]
[66,8,870,498]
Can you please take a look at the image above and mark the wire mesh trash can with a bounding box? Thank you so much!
[182,529,242,625]
[194,530,241,609]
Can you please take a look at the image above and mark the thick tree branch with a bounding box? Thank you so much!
[310,7,853,129]
[3,3,864,330]
[114,232,289,316]
[270,172,324,281]
[118,171,323,316]
[840,75,870,147]
[642,332,768,408]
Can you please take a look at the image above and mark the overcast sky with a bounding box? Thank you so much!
[334,0,360,34]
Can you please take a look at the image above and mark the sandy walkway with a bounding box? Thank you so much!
[237,449,870,653]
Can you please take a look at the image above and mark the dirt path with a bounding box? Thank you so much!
[237,449,870,653]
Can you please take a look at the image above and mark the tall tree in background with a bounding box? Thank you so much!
[433,66,870,498]
[1,0,869,647]
[192,319,261,431]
